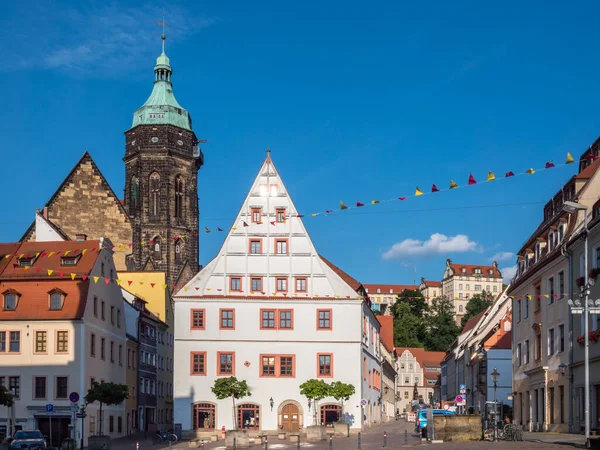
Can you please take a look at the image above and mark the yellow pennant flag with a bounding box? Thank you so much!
[35,252,40,258]
[544,294,550,298]
[93,276,99,284]
[64,250,71,256]
[340,201,348,210]
[486,171,495,181]
[141,241,146,245]
[139,282,145,286]
[231,227,237,231]
[81,249,87,256]
[115,279,121,285]
[4,254,10,259]
[415,187,423,196]
[184,286,189,291]
[47,252,55,258]
[526,168,535,174]
[311,213,318,217]
[449,180,458,189]
[526,294,531,300]
[371,200,380,205]
[47,269,54,276]
[24,266,30,270]
[161,284,167,289]
[566,152,575,164]
[119,244,126,251]
[18,254,24,259]
[70,273,76,280]
[205,227,211,233]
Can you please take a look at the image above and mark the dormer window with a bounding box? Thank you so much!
[49,290,66,310]
[377,289,381,294]
[61,255,80,266]
[3,291,19,311]
[474,268,481,274]
[462,268,466,274]
[18,257,34,267]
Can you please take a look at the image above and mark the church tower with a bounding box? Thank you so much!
[123,32,203,288]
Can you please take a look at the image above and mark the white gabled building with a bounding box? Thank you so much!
[173,151,381,436]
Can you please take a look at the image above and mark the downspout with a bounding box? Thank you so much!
[562,243,574,434]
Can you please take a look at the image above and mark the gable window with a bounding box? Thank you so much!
[276,209,286,223]
[3,292,18,311]
[174,175,184,218]
[49,290,64,309]
[190,352,206,374]
[251,277,262,292]
[18,257,34,267]
[230,277,242,292]
[276,277,287,292]
[218,352,235,376]
[150,173,160,217]
[317,309,332,329]
[279,310,293,329]
[220,309,235,329]
[130,176,139,211]
[318,354,333,377]
[175,243,181,262]
[191,309,205,329]
[251,208,262,224]
[275,239,288,254]
[56,331,68,353]
[249,240,262,254]
[261,310,276,329]
[35,331,47,353]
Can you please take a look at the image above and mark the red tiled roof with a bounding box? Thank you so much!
[461,310,487,334]
[422,280,442,288]
[575,158,600,179]
[363,284,418,294]
[395,347,445,369]
[319,254,362,292]
[0,241,102,321]
[451,263,501,277]
[377,316,394,351]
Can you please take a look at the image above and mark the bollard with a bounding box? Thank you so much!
[383,431,387,448]
[297,433,300,450]
[404,430,408,445]
[169,439,172,450]
[357,432,361,450]
[234,437,237,450]
[328,435,332,450]
[136,443,139,450]
[201,442,205,450]
[264,436,268,450]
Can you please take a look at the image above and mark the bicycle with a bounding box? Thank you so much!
[152,430,178,445]
[502,423,523,441]
[483,425,504,441]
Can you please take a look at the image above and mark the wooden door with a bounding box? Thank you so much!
[282,404,300,432]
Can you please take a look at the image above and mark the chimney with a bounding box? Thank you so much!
[76,234,87,242]
[43,207,48,219]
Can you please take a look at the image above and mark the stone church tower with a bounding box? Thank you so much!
[123,34,203,287]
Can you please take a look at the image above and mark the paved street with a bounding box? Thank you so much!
[104,419,584,450]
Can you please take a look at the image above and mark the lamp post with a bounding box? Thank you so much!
[491,368,500,442]
[562,200,598,441]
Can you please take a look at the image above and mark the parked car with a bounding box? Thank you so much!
[415,409,456,437]
[10,430,47,449]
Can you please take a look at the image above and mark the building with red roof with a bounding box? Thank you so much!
[395,347,445,413]
[363,284,418,315]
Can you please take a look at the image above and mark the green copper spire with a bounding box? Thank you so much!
[130,33,192,131]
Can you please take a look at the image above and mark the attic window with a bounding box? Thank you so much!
[18,257,34,267]
[474,268,482,274]
[489,269,493,275]
[61,256,81,266]
[462,268,466,274]
[49,290,66,310]
[377,289,381,293]
[3,291,19,311]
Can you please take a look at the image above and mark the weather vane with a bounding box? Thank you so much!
[154,9,170,44]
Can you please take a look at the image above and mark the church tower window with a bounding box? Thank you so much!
[150,173,160,217]
[131,177,139,211]
[153,237,161,260]
[175,176,184,218]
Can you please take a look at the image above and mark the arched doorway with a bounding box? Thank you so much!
[320,404,342,427]
[279,401,302,432]
[237,403,260,430]
[193,402,216,430]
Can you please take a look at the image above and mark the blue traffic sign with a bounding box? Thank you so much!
[69,392,80,403]
[46,404,54,413]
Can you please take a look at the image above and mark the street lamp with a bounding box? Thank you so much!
[558,363,568,377]
[491,368,500,442]
[562,200,592,441]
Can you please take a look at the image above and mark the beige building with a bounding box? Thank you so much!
[442,260,503,323]
[510,145,600,433]
[0,239,127,447]
[364,284,418,315]
[395,348,445,414]
[377,316,397,421]
[419,278,442,305]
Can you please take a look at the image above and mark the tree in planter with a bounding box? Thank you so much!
[211,377,251,431]
[85,382,129,435]
[0,386,14,407]
[329,382,355,423]
[299,379,331,425]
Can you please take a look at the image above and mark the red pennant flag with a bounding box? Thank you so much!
[193,233,199,237]
[243,221,249,227]
[346,296,350,299]
[173,285,178,290]
[41,252,47,257]
[173,237,179,242]
[545,162,555,169]
[218,227,224,232]
[505,171,515,177]
[36,267,41,273]
[128,280,133,286]
[195,287,200,291]
[105,278,110,285]
[431,184,439,193]
[398,197,406,201]
[55,251,62,256]
[82,275,88,281]
[357,201,365,207]
[283,293,287,296]
[111,246,115,250]
[59,272,64,277]
[261,292,266,295]
[270,221,276,226]
[151,283,156,288]
[468,173,477,185]
[297,214,304,218]
[326,210,333,213]
[588,154,598,160]
[128,243,132,248]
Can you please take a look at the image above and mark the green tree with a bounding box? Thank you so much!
[424,297,461,351]
[300,379,331,425]
[329,382,355,422]
[85,382,129,435]
[211,377,251,430]
[461,292,494,328]
[393,302,424,348]
[0,386,14,407]
[396,289,428,318]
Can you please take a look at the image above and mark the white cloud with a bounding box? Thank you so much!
[490,251,514,262]
[382,233,478,260]
[500,265,517,284]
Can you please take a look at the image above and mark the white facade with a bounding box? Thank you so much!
[174,152,379,435]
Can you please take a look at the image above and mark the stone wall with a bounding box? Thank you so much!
[433,414,481,441]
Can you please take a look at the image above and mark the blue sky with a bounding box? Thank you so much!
[2,0,600,285]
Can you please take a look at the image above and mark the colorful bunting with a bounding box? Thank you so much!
[340,201,348,210]
[357,201,365,207]
[371,200,380,205]
[566,152,575,164]
[93,276,99,284]
[70,273,76,280]
[398,197,406,201]
[415,187,423,196]
[47,269,53,276]
[468,173,477,185]
[505,171,515,177]
[449,180,458,189]
[526,168,535,174]
[431,184,439,193]
[205,227,211,233]
[545,162,555,169]
[486,171,495,182]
